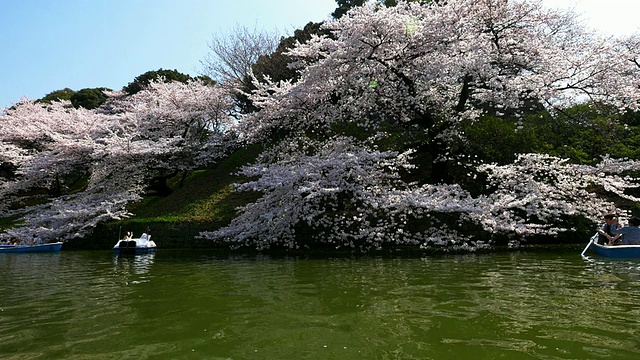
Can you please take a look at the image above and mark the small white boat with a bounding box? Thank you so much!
[113,233,156,254]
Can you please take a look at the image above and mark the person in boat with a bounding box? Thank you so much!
[123,231,133,240]
[597,213,619,245]
[610,216,640,245]
[31,234,42,245]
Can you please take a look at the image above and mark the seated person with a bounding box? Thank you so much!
[611,216,640,245]
[597,213,618,245]
[32,234,43,245]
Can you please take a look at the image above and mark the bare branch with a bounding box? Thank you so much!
[200,23,281,84]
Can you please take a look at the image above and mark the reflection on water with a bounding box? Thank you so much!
[112,253,156,284]
[1,250,640,359]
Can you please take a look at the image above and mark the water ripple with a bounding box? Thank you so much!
[2,250,640,358]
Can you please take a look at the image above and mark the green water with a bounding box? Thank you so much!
[1,249,639,359]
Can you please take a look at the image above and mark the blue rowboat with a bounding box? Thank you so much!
[587,233,640,258]
[0,242,63,253]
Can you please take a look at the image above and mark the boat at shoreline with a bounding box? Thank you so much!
[113,233,156,254]
[0,242,63,253]
[586,233,640,258]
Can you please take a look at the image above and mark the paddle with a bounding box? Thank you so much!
[580,233,597,257]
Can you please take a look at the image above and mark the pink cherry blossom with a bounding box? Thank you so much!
[205,0,640,250]
[1,79,235,241]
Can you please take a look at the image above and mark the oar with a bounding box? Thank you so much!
[580,233,597,257]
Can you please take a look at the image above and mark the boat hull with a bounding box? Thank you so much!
[113,246,156,254]
[590,242,640,258]
[0,242,63,253]
[113,238,156,254]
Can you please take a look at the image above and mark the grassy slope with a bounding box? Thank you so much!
[72,145,262,250]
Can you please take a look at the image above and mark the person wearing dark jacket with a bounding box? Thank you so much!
[611,216,640,245]
[597,213,618,245]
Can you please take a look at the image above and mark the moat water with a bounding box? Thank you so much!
[1,248,639,359]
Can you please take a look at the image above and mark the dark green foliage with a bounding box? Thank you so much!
[39,88,76,104]
[379,0,434,6]
[461,115,541,165]
[237,22,328,113]
[253,22,328,84]
[332,0,434,18]
[332,0,367,18]
[123,68,193,95]
[0,161,17,179]
[546,105,640,163]
[527,104,640,164]
[38,87,110,109]
[622,110,640,126]
[193,75,216,86]
[462,103,640,167]
[70,87,111,109]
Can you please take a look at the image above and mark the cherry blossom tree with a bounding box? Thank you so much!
[2,0,639,250]
[201,136,417,250]
[0,79,235,241]
[202,0,640,250]
[109,78,237,176]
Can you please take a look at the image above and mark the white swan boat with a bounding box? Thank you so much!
[113,233,156,254]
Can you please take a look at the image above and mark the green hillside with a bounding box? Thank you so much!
[69,145,263,250]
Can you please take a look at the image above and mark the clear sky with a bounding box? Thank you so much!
[1,0,638,110]
[541,0,639,36]
[0,0,336,108]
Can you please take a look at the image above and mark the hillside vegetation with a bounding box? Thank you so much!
[3,0,640,252]
[68,145,262,249]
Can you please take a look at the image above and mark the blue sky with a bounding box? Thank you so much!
[0,0,336,108]
[1,0,638,109]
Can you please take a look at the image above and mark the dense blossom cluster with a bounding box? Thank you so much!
[200,137,417,250]
[202,146,640,250]
[244,0,640,141]
[207,0,640,250]
[0,80,234,241]
[474,154,637,235]
[2,0,640,250]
